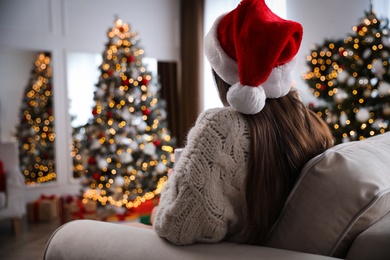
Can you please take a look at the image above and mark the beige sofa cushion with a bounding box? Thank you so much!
[266,132,390,258]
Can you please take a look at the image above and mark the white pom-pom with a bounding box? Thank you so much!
[263,58,296,98]
[227,83,266,114]
[356,108,370,123]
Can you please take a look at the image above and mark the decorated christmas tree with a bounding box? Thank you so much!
[303,6,390,144]
[15,52,56,184]
[77,18,176,209]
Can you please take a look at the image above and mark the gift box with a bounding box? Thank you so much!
[101,212,140,222]
[61,195,98,224]
[27,194,60,223]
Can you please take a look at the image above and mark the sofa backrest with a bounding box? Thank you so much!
[266,132,390,258]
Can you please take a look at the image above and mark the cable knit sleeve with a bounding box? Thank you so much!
[153,108,251,245]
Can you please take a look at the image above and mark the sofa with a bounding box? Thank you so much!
[0,142,26,236]
[44,132,390,260]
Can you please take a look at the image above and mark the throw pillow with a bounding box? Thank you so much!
[266,132,390,258]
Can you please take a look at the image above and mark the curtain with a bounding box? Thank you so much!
[158,61,180,145]
[177,0,204,147]
[159,0,204,148]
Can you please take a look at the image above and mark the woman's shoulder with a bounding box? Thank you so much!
[196,107,246,125]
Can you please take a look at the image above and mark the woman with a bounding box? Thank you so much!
[151,0,333,245]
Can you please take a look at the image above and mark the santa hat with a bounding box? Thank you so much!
[205,0,303,114]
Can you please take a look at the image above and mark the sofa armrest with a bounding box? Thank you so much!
[346,212,390,260]
[43,220,339,260]
[5,167,26,213]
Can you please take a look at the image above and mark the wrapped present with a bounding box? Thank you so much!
[101,212,139,223]
[27,194,60,223]
[61,195,98,224]
[130,197,159,215]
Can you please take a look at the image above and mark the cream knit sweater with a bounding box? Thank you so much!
[153,107,251,245]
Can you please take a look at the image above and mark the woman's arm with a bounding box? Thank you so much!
[153,108,250,245]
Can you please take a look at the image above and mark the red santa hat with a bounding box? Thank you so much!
[205,0,303,114]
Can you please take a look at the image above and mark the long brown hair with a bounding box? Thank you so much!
[213,70,334,245]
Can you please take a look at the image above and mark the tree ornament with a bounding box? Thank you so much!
[363,89,372,98]
[155,162,166,174]
[378,82,390,95]
[333,89,348,104]
[97,158,108,169]
[337,70,349,83]
[141,78,149,86]
[371,59,385,78]
[143,143,156,156]
[340,113,348,127]
[127,55,135,63]
[356,108,371,123]
[143,108,151,116]
[153,140,161,147]
[88,157,96,165]
[92,173,100,181]
[363,49,372,59]
[90,139,101,150]
[120,151,133,164]
[115,176,125,186]
[383,105,390,116]
[107,111,113,118]
[137,121,147,132]
[347,76,356,87]
[130,140,139,151]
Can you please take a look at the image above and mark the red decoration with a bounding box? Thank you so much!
[143,108,151,116]
[88,157,96,165]
[319,84,326,91]
[122,79,129,86]
[107,70,114,76]
[339,48,345,57]
[309,102,315,109]
[107,111,113,118]
[98,132,105,139]
[43,152,50,159]
[127,55,134,63]
[92,108,98,116]
[141,78,149,86]
[119,26,124,32]
[153,140,161,147]
[92,172,100,180]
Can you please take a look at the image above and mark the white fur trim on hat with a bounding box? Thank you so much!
[262,58,297,98]
[205,14,239,85]
[227,84,266,114]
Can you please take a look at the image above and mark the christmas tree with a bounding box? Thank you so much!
[16,52,56,184]
[77,18,176,209]
[303,6,390,144]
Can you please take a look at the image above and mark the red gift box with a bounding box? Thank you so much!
[27,194,60,223]
[130,197,159,215]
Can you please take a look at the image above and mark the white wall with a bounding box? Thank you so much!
[286,0,390,102]
[0,0,180,202]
